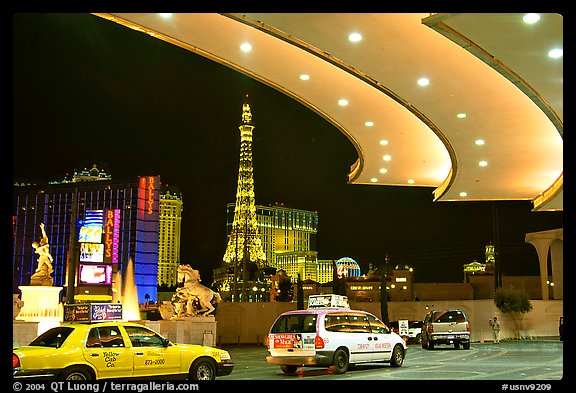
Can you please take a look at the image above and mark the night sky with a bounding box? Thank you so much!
[12,13,564,285]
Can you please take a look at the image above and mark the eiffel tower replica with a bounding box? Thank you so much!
[216,95,269,302]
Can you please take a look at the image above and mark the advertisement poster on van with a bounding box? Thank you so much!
[272,333,314,349]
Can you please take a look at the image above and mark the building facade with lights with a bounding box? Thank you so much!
[213,202,321,300]
[157,187,183,287]
[12,166,161,304]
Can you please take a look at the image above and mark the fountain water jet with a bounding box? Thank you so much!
[122,258,140,321]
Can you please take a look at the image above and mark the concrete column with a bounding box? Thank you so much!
[550,239,563,299]
[525,229,562,300]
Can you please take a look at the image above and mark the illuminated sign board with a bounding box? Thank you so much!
[80,243,104,263]
[78,210,104,243]
[104,209,121,264]
[308,294,349,309]
[78,263,113,285]
[463,262,486,273]
[350,285,374,291]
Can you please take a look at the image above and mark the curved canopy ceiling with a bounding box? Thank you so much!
[96,13,563,212]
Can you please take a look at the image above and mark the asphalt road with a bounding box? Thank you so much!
[219,339,564,384]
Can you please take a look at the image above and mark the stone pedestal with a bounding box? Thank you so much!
[13,321,40,347]
[137,316,217,346]
[17,286,63,336]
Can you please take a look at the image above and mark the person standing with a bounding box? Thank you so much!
[490,316,501,343]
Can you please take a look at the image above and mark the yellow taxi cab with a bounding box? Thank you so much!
[13,321,233,380]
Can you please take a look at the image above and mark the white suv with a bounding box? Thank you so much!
[265,295,407,374]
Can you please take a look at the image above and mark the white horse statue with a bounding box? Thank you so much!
[173,265,222,317]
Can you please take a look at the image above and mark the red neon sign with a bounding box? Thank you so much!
[147,177,155,215]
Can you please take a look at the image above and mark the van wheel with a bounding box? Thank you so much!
[280,365,298,374]
[329,348,349,374]
[415,333,422,344]
[390,345,404,367]
[454,342,460,349]
[429,341,435,350]
[463,342,470,350]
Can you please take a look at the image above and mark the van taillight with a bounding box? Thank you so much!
[266,336,270,349]
[13,354,20,368]
[427,325,434,333]
[466,322,470,332]
[314,336,325,349]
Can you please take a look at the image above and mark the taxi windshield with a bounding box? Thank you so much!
[29,327,74,349]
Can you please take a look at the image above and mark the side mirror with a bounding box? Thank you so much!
[162,338,171,347]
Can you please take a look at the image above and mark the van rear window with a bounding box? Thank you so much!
[433,310,466,323]
[271,314,317,334]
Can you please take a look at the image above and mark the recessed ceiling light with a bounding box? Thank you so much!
[299,74,310,81]
[379,139,389,146]
[523,13,540,24]
[365,121,374,127]
[348,32,363,42]
[240,43,252,52]
[479,160,488,167]
[338,99,349,106]
[548,48,563,59]
[383,155,392,161]
[475,139,485,146]
[159,13,173,18]
[379,168,388,174]
[370,177,378,183]
[417,77,430,87]
[459,192,468,197]
[407,179,415,184]
[456,113,467,119]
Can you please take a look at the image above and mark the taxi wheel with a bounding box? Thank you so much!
[390,345,404,367]
[280,365,298,374]
[189,359,216,381]
[329,348,349,374]
[60,366,92,380]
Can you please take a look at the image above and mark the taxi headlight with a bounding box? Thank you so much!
[219,351,231,361]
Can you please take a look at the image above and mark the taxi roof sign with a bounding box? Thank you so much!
[307,294,350,310]
[64,303,123,323]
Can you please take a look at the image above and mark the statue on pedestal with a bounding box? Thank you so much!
[169,264,222,319]
[30,223,54,286]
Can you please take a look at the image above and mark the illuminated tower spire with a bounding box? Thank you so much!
[223,96,267,295]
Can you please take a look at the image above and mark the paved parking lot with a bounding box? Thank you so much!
[220,339,564,382]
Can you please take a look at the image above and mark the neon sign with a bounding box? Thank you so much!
[147,177,155,215]
[104,209,121,264]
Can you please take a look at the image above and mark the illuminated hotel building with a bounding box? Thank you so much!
[12,165,161,304]
[157,187,183,287]
[218,202,329,283]
[243,203,318,265]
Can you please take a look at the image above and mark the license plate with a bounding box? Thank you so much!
[447,335,454,339]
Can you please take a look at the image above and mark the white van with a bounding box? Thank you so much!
[265,294,407,374]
